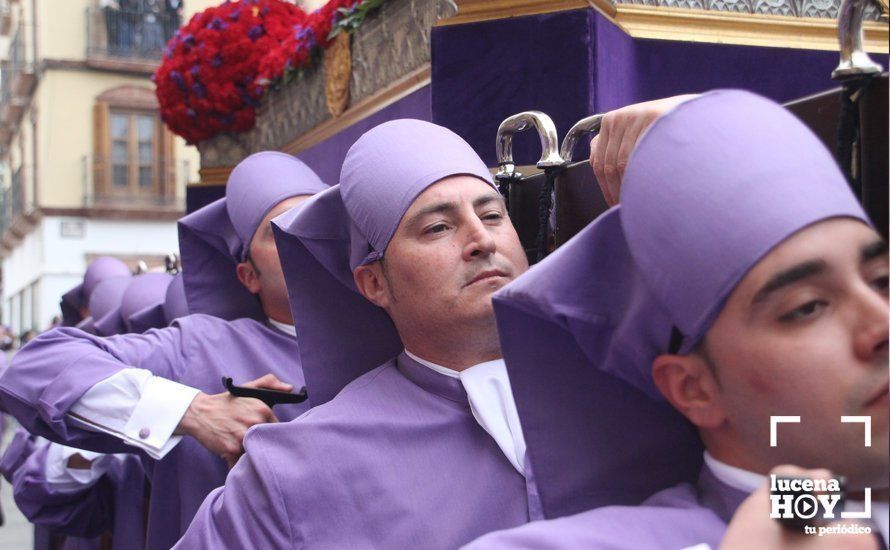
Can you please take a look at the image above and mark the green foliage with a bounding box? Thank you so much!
[329,0,385,39]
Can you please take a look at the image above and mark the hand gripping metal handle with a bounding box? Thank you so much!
[560,114,605,163]
[832,0,884,81]
[495,111,565,181]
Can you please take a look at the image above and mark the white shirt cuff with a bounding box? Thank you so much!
[44,444,117,493]
[68,370,199,460]
[121,376,199,459]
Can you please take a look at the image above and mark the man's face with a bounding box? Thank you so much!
[238,195,310,324]
[704,218,888,488]
[373,176,529,346]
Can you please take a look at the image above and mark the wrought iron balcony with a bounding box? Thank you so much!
[0,164,34,241]
[86,6,181,66]
[7,22,36,98]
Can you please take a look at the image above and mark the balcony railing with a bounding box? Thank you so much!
[0,63,25,149]
[7,21,36,98]
[10,165,24,219]
[0,165,33,237]
[0,185,9,236]
[86,6,181,63]
[1,64,11,110]
[81,154,187,211]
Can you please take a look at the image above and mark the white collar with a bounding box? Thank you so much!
[703,452,765,494]
[403,350,527,477]
[404,349,460,378]
[267,318,296,337]
[705,452,888,546]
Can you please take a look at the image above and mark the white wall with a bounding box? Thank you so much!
[2,215,180,331]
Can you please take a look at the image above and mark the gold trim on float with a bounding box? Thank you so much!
[280,64,432,156]
[439,0,888,54]
[613,6,888,53]
[193,168,231,186]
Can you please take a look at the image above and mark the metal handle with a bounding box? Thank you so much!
[165,253,180,275]
[832,0,883,80]
[560,114,605,163]
[495,111,564,180]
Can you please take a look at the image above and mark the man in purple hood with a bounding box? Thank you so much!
[177,112,699,548]
[0,151,329,549]
[466,91,888,549]
[59,256,132,328]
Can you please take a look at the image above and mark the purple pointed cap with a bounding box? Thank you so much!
[339,119,495,266]
[163,272,189,324]
[178,152,328,320]
[273,119,495,406]
[60,256,131,326]
[122,272,174,333]
[491,90,869,519]
[88,275,133,337]
[83,257,132,299]
[621,91,868,355]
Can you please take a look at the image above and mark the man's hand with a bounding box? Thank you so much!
[175,374,293,468]
[590,94,697,206]
[66,453,94,470]
[720,465,878,550]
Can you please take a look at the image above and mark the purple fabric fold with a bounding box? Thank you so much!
[273,190,402,407]
[464,466,749,549]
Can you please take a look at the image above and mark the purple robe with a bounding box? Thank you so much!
[8,436,146,550]
[0,428,39,481]
[0,430,58,550]
[177,352,532,549]
[466,466,747,549]
[0,314,306,549]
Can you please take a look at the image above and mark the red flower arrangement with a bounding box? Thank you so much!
[155,0,376,144]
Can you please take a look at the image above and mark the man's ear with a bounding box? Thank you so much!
[236,261,261,295]
[651,353,725,429]
[353,263,391,309]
